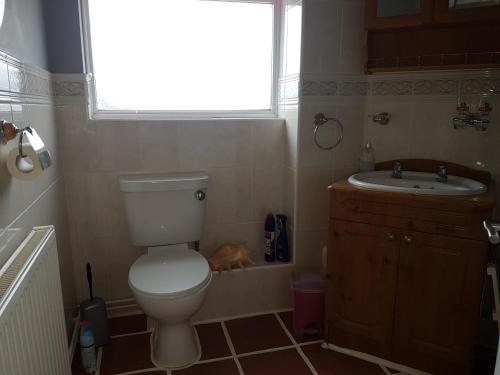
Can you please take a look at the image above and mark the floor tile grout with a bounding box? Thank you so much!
[298,339,325,346]
[95,310,328,375]
[116,368,165,375]
[196,355,234,364]
[235,345,297,358]
[110,330,152,339]
[221,320,245,375]
[274,312,298,346]
[194,308,294,325]
[274,312,319,375]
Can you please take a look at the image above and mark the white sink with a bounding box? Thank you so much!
[348,170,486,196]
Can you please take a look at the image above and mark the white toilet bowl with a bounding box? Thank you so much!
[128,246,212,369]
[120,172,211,369]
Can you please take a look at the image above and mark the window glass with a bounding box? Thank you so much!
[87,0,275,113]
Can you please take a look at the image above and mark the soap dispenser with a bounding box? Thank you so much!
[360,142,375,172]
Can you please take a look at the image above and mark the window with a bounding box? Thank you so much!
[81,0,278,118]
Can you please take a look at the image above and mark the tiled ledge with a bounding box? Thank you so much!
[215,260,294,273]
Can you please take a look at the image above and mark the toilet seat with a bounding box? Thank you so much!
[129,248,211,298]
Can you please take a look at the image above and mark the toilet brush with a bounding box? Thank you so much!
[79,263,110,347]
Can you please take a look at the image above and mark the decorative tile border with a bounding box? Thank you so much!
[461,78,500,95]
[301,72,500,97]
[49,71,500,99]
[51,79,85,97]
[371,80,413,96]
[338,81,368,96]
[413,79,458,95]
[0,51,52,103]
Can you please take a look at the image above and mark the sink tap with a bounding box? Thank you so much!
[392,161,402,179]
[436,165,447,183]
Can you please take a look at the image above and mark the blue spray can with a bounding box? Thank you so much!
[276,214,290,262]
[264,213,276,262]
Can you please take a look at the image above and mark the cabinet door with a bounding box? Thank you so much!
[435,0,500,23]
[326,220,400,357]
[366,0,434,29]
[393,231,487,374]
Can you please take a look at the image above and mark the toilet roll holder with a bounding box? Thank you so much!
[1,120,53,170]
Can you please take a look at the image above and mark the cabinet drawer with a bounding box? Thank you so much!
[330,192,488,240]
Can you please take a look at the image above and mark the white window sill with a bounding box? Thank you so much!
[88,110,280,122]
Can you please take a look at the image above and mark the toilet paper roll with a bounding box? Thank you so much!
[6,143,43,181]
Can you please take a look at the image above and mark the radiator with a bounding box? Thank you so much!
[0,226,71,375]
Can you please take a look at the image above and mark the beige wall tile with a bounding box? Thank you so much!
[138,122,179,172]
[301,0,342,74]
[194,266,293,322]
[178,121,216,171]
[251,120,286,166]
[283,167,296,224]
[294,227,328,272]
[208,167,253,225]
[103,234,146,300]
[296,166,332,229]
[281,107,299,169]
[252,166,285,221]
[363,96,414,162]
[214,121,252,167]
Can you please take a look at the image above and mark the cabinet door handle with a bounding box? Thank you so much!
[403,234,414,244]
[386,232,395,240]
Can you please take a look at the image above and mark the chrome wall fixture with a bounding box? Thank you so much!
[313,113,344,150]
[0,120,53,171]
[453,102,492,131]
[369,112,391,125]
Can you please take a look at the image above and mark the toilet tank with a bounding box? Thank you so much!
[119,173,208,246]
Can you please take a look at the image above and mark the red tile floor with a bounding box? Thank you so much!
[72,310,391,375]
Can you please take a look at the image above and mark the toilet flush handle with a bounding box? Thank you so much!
[195,190,206,201]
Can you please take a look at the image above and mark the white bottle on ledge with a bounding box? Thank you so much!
[360,142,375,172]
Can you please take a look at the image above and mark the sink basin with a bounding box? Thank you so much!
[348,170,486,196]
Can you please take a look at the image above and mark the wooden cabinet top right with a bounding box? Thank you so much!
[365,0,500,72]
[434,0,500,24]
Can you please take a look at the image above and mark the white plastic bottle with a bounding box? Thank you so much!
[80,321,97,374]
[360,142,375,172]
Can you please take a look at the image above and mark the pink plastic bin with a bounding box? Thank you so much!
[291,273,326,337]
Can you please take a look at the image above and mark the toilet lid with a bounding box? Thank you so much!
[129,248,211,297]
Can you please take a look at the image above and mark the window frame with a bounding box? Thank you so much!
[79,0,281,120]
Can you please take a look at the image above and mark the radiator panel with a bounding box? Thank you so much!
[0,226,71,375]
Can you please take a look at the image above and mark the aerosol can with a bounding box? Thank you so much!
[276,214,290,262]
[264,213,276,262]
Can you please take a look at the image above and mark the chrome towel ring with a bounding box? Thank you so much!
[313,113,344,150]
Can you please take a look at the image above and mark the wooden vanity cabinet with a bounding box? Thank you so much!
[327,220,400,358]
[392,231,487,374]
[326,173,496,375]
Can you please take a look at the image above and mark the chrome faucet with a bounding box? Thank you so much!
[436,165,447,183]
[392,161,402,179]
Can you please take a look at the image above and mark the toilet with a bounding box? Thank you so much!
[119,172,211,369]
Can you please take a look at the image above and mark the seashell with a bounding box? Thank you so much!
[207,244,255,272]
